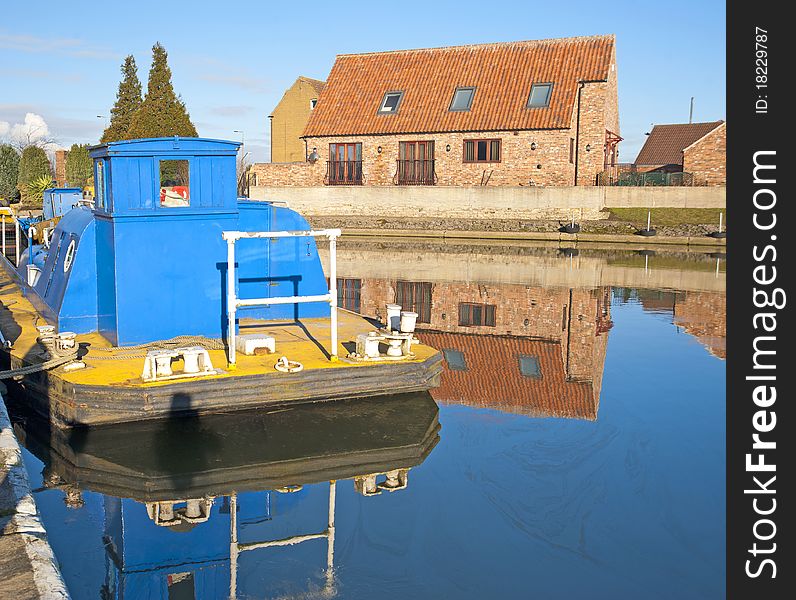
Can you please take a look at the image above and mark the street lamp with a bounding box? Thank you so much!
[233,130,245,156]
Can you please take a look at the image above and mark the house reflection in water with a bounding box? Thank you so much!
[632,289,727,359]
[336,277,613,420]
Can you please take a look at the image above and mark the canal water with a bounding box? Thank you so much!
[11,242,725,599]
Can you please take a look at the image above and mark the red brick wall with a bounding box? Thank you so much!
[253,78,619,187]
[55,150,68,187]
[683,123,726,186]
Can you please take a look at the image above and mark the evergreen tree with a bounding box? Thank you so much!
[65,144,92,188]
[16,145,52,203]
[101,55,143,143]
[0,144,20,203]
[126,43,198,139]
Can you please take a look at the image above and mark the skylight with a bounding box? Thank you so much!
[379,91,404,113]
[527,83,553,108]
[449,87,476,112]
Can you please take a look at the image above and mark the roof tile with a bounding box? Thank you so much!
[304,35,615,137]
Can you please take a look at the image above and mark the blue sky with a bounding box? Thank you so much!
[1,0,725,163]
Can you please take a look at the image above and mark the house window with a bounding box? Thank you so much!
[458,303,496,327]
[397,141,435,185]
[327,143,363,185]
[527,83,553,108]
[518,355,542,378]
[449,87,476,112]
[464,139,501,163]
[159,160,190,207]
[337,278,361,313]
[378,91,404,114]
[569,138,575,164]
[395,281,432,323]
[310,98,318,110]
[442,349,467,371]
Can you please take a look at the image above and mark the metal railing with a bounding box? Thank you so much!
[597,169,704,187]
[394,159,437,185]
[325,160,363,185]
[222,228,342,367]
[0,209,24,268]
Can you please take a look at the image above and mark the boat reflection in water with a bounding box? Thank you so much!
[13,393,440,599]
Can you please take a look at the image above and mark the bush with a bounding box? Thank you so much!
[17,145,52,202]
[0,144,20,204]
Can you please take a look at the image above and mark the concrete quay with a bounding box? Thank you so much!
[1,389,70,599]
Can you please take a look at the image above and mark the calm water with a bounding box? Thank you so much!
[12,244,726,599]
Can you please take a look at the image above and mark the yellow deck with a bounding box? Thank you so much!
[0,268,438,388]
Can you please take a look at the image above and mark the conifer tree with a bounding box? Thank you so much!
[101,55,143,143]
[16,145,52,202]
[65,144,92,188]
[126,43,198,139]
[0,144,20,203]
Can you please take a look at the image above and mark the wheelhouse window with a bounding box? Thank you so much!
[463,139,501,163]
[159,160,190,207]
[527,83,553,108]
[395,281,432,323]
[449,87,476,112]
[458,302,496,327]
[378,91,404,114]
[95,159,107,210]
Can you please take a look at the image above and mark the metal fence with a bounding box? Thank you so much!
[597,169,704,187]
[325,160,364,185]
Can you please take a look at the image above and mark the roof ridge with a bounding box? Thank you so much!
[652,120,724,128]
[336,34,615,58]
[298,75,326,84]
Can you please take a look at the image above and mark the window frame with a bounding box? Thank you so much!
[395,280,433,323]
[526,83,553,109]
[518,355,542,379]
[157,158,192,209]
[442,348,468,371]
[448,86,476,112]
[310,98,318,110]
[463,138,502,164]
[336,277,362,313]
[378,90,405,114]
[458,302,497,327]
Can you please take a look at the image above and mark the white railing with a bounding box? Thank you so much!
[222,228,342,367]
[0,209,22,268]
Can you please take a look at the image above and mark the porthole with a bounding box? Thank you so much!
[63,240,76,273]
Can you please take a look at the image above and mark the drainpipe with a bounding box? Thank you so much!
[574,81,585,186]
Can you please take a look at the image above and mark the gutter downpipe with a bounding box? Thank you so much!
[574,81,586,186]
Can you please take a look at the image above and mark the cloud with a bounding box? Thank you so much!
[0,30,117,60]
[0,113,53,146]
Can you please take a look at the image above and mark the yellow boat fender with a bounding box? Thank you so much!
[274,356,303,373]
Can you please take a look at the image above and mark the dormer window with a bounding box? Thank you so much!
[449,87,475,112]
[378,91,403,114]
[527,83,553,108]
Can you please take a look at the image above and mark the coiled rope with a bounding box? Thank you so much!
[0,350,80,380]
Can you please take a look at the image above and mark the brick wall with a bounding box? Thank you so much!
[270,79,323,163]
[683,123,726,186]
[255,78,618,187]
[250,161,321,187]
[54,150,68,187]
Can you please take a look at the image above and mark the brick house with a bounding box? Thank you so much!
[634,121,725,184]
[268,76,326,163]
[253,35,620,187]
[683,122,726,186]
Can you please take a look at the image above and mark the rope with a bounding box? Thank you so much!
[0,350,80,380]
[86,335,226,361]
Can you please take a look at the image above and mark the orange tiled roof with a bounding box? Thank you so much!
[635,121,724,166]
[304,35,615,137]
[419,331,598,420]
